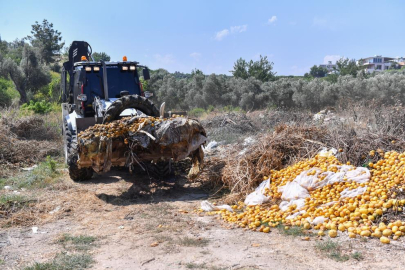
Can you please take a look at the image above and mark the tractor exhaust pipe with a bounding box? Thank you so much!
[101,60,109,101]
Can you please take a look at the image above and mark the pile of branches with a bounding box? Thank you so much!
[220,125,327,198]
[8,116,60,141]
[0,114,61,176]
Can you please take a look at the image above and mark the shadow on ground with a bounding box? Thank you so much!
[84,165,208,206]
[96,182,208,206]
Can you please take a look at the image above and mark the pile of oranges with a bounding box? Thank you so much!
[207,150,405,244]
[78,115,180,140]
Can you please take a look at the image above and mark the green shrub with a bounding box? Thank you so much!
[34,71,61,103]
[189,108,206,118]
[21,100,52,114]
[0,78,19,107]
[45,156,57,172]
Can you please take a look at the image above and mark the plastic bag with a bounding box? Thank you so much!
[306,216,328,225]
[244,193,270,206]
[244,179,271,205]
[203,141,218,152]
[200,200,233,212]
[279,181,309,201]
[340,186,367,198]
[318,147,337,157]
[317,201,338,209]
[286,210,306,220]
[279,199,306,211]
[283,165,370,194]
[293,169,322,190]
[345,167,370,184]
[243,137,256,146]
[244,180,270,205]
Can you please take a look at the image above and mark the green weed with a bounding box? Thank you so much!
[57,234,96,251]
[0,194,29,210]
[315,240,339,252]
[0,158,62,190]
[277,225,305,237]
[185,262,225,270]
[24,253,94,270]
[352,251,363,261]
[329,251,350,262]
[315,240,351,262]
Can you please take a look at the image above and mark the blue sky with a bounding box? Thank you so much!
[1,0,404,75]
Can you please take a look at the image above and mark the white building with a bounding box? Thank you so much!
[358,56,394,73]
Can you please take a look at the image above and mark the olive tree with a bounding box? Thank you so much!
[0,45,50,103]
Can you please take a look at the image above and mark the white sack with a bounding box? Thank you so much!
[244,179,271,206]
[200,200,233,212]
[279,181,309,201]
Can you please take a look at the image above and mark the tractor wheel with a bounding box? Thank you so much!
[63,120,93,181]
[145,160,174,180]
[103,94,159,123]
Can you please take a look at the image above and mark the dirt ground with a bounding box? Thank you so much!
[1,170,405,270]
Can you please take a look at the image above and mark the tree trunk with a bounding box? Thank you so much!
[18,88,28,104]
[11,82,27,104]
[8,71,27,104]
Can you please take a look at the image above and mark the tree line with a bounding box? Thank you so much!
[149,67,405,112]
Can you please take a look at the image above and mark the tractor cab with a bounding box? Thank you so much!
[61,41,153,133]
[72,60,144,117]
[61,41,150,118]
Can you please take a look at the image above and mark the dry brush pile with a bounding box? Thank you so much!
[0,109,61,177]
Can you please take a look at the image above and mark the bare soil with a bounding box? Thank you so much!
[1,170,405,270]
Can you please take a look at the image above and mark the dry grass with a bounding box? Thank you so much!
[0,177,98,227]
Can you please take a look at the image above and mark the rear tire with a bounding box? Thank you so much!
[103,94,159,123]
[145,160,174,180]
[63,120,93,181]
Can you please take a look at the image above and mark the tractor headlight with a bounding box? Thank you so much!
[93,66,100,72]
[129,66,136,71]
[144,91,153,98]
[85,66,92,72]
[122,66,128,71]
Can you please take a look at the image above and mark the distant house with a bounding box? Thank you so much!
[396,57,405,69]
[319,61,337,74]
[358,56,394,73]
